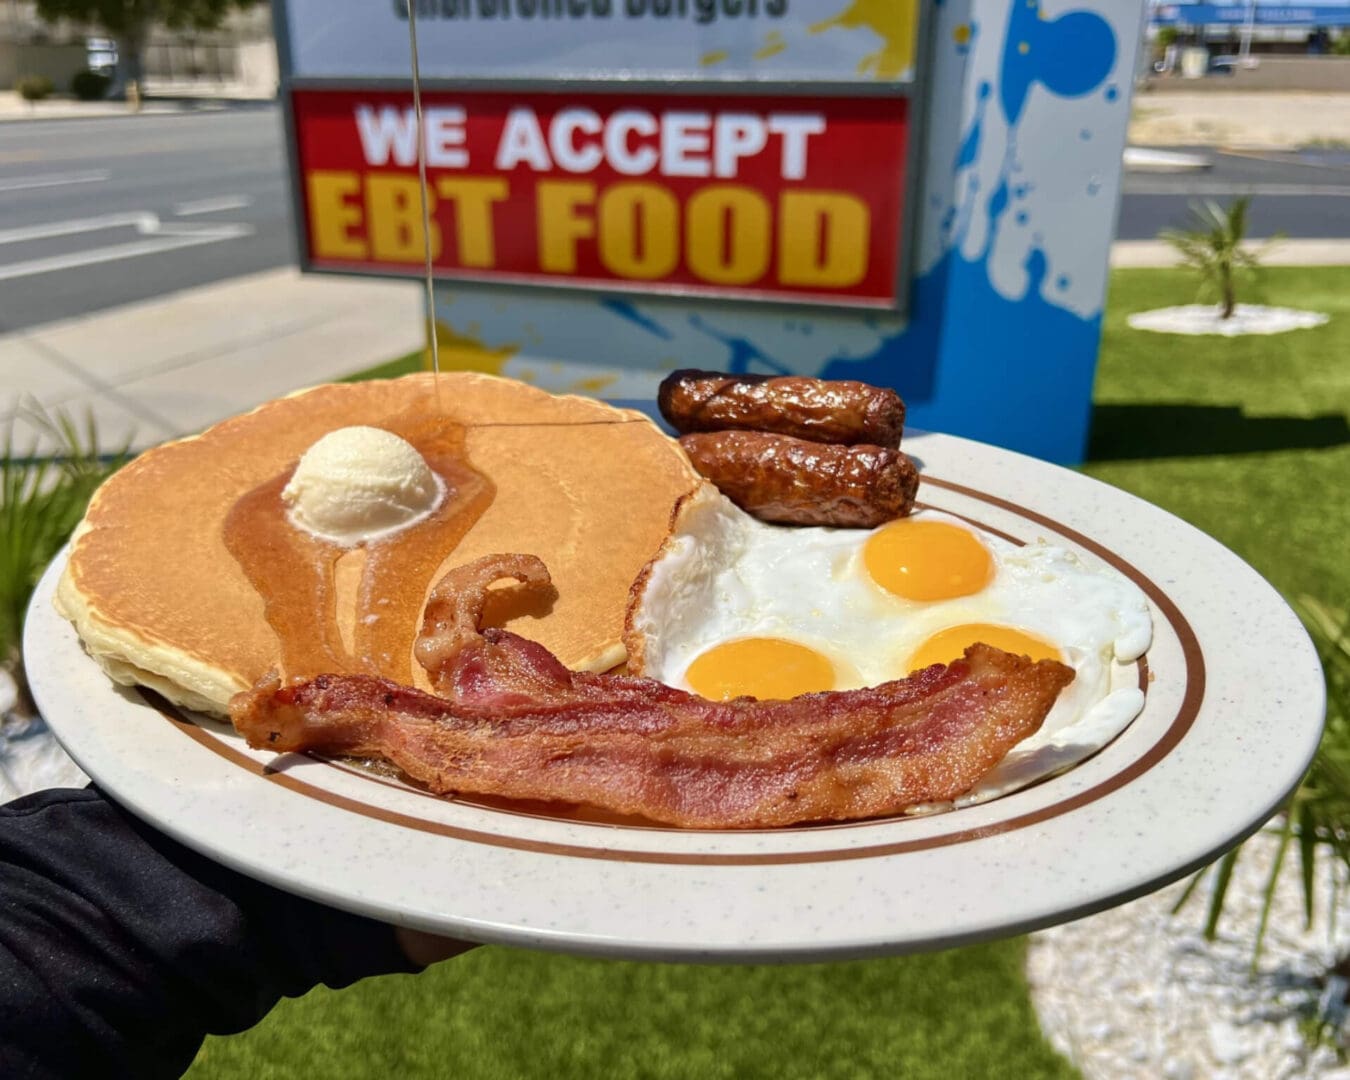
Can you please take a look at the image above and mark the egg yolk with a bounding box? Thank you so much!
[685,637,836,701]
[864,519,994,601]
[905,623,1062,673]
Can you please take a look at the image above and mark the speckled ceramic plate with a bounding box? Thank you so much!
[25,430,1326,962]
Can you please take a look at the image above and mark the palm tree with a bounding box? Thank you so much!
[1159,196,1265,319]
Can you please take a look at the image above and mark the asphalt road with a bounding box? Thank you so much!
[1119,147,1350,241]
[0,105,293,335]
[0,105,1347,334]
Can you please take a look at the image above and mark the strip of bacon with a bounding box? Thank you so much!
[230,555,1074,828]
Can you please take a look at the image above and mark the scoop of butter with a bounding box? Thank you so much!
[282,426,442,545]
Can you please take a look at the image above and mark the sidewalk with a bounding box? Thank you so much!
[0,268,422,455]
[1111,237,1350,268]
[0,79,274,123]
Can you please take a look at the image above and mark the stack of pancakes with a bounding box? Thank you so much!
[56,373,701,714]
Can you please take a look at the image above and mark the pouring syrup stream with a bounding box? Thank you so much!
[406,0,440,381]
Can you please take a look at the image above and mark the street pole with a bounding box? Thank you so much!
[1239,0,1256,62]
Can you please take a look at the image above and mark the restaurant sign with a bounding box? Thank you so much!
[279,0,922,84]
[291,87,909,307]
[276,0,920,310]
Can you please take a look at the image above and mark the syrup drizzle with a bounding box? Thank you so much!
[224,408,495,685]
[406,0,441,384]
[224,11,479,689]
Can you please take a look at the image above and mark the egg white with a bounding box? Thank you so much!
[624,484,1154,810]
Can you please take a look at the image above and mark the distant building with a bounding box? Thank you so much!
[0,1,277,93]
[1150,0,1350,54]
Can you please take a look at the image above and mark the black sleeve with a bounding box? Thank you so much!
[0,786,419,1080]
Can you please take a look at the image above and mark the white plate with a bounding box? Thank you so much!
[24,429,1326,962]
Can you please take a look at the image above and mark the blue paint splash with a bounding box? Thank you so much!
[985,173,1012,256]
[592,0,1120,464]
[967,0,1118,319]
[955,81,992,171]
[820,249,1102,462]
[688,315,792,376]
[1000,0,1117,126]
[600,297,673,340]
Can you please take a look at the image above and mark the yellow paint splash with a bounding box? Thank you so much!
[567,374,618,395]
[700,50,730,67]
[810,0,917,80]
[754,31,787,60]
[953,23,972,46]
[424,319,519,375]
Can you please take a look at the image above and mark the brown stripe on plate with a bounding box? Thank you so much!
[149,477,1205,865]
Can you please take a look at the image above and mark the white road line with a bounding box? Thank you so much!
[174,194,253,216]
[0,211,253,282]
[0,226,253,283]
[0,212,162,246]
[1125,182,1350,197]
[0,170,110,193]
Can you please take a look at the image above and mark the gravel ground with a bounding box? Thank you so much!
[0,672,89,801]
[1129,91,1350,150]
[1028,830,1350,1079]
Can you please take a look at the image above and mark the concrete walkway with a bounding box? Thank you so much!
[0,92,226,123]
[0,269,422,455]
[0,80,274,123]
[1112,237,1350,268]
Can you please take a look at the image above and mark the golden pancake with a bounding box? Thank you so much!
[55,372,701,714]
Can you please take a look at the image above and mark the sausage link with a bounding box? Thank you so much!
[658,370,906,448]
[680,431,919,528]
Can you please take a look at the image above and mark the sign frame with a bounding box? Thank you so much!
[270,1,936,315]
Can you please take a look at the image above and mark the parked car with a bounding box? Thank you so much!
[86,38,118,77]
[1207,53,1238,75]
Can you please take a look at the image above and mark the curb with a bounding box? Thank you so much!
[0,98,274,124]
[1111,238,1350,268]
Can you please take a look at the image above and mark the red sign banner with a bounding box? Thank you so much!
[291,87,909,308]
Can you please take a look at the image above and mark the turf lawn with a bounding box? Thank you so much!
[186,267,1349,1079]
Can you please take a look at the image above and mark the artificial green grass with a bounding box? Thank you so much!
[1085,266,1350,607]
[188,940,1075,1080]
[187,265,1349,1079]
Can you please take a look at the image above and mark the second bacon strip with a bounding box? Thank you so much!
[230,555,1074,828]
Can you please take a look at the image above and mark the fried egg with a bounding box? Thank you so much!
[624,484,1153,809]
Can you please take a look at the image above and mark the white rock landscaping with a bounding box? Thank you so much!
[1128,305,1330,337]
[1027,829,1350,1079]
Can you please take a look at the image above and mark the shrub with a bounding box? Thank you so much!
[70,69,111,101]
[15,75,54,102]
[1,405,126,715]
[1175,597,1350,971]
